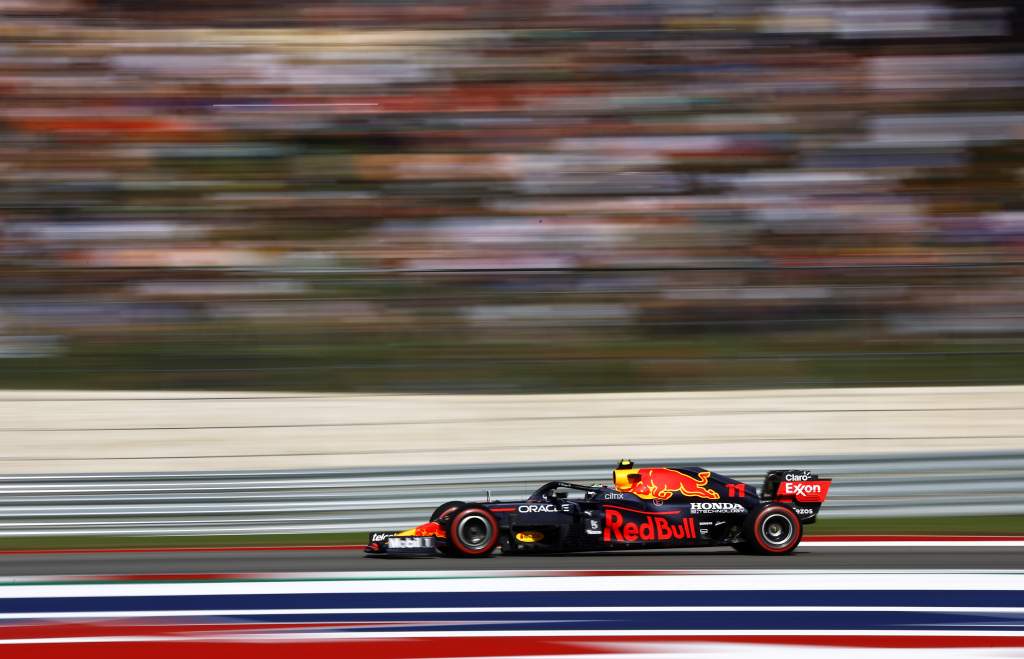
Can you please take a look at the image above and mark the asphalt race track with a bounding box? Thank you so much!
[0,544,1021,576]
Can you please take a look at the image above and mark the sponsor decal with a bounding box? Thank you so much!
[603,492,626,499]
[387,536,433,550]
[518,504,558,513]
[794,507,815,516]
[616,468,720,503]
[586,518,602,534]
[559,502,573,512]
[777,479,831,503]
[785,471,814,481]
[370,532,390,543]
[690,502,747,514]
[602,508,697,542]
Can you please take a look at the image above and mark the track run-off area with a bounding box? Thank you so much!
[0,537,1022,575]
[0,538,1021,657]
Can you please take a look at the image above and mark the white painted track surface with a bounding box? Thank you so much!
[0,570,1020,598]
[0,385,1022,473]
[1,569,1023,657]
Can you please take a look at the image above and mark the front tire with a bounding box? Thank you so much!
[738,505,802,555]
[431,500,465,522]
[443,506,499,558]
[431,501,467,556]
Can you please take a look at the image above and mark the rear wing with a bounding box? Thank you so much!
[762,469,831,524]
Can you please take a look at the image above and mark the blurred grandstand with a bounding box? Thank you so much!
[1,0,1024,392]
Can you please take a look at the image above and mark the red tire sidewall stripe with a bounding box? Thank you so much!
[754,506,801,553]
[449,508,499,555]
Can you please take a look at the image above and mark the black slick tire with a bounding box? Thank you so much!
[431,500,466,522]
[443,506,499,558]
[431,501,466,556]
[740,505,802,555]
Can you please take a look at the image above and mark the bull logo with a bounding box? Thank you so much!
[396,521,446,538]
[615,467,720,503]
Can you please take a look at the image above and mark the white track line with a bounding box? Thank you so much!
[1,572,1024,599]
[0,606,1021,620]
[4,630,1023,644]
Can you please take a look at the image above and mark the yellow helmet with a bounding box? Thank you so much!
[613,458,639,491]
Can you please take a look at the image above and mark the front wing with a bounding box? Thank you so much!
[364,530,437,556]
[365,520,447,556]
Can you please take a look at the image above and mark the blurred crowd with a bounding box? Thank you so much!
[1,0,1023,390]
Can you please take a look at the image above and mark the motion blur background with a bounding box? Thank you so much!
[3,0,1024,394]
[3,1,1024,550]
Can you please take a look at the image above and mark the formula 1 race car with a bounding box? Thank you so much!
[365,460,831,557]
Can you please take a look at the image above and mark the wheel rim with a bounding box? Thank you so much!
[759,513,795,548]
[456,514,494,550]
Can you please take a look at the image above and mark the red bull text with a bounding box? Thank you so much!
[603,508,697,542]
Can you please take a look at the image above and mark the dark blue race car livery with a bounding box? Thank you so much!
[365,460,831,557]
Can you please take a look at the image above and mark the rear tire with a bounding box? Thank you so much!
[442,506,499,558]
[740,505,802,555]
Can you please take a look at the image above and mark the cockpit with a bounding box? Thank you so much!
[527,481,610,503]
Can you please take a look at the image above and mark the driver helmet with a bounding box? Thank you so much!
[613,458,640,492]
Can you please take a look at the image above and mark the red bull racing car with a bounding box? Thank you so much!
[365,460,831,557]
